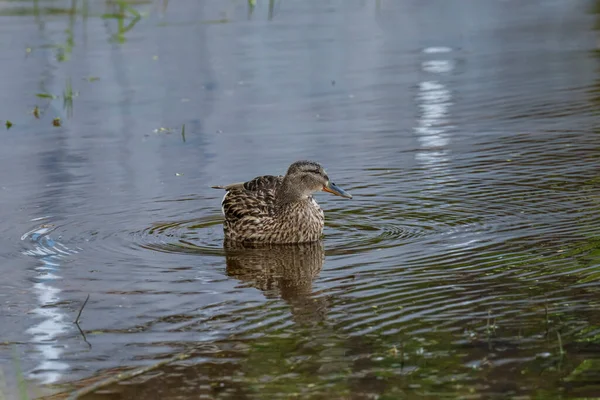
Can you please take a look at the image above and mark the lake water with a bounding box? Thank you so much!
[1,0,600,398]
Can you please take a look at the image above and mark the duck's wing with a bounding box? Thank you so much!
[214,175,283,221]
[240,175,283,192]
[211,175,282,191]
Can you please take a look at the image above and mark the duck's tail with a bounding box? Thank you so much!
[211,182,245,191]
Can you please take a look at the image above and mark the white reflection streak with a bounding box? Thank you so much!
[415,47,454,182]
[21,222,75,384]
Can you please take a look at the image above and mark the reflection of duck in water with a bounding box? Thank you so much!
[212,161,351,244]
[225,241,328,323]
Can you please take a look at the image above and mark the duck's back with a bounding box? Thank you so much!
[220,175,283,222]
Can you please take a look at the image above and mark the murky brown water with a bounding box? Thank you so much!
[2,0,600,398]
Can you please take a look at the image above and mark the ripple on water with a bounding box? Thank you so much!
[132,207,438,259]
[34,129,599,399]
[133,215,225,257]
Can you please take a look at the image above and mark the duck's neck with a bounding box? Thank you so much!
[276,177,307,205]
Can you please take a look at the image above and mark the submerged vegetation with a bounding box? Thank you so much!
[1,0,283,130]
[0,348,30,400]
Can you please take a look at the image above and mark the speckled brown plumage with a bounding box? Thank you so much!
[219,175,324,243]
[212,161,351,244]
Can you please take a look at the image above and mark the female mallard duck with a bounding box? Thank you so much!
[212,160,352,243]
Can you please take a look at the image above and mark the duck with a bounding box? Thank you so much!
[212,160,352,244]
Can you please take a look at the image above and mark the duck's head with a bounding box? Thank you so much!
[278,160,352,203]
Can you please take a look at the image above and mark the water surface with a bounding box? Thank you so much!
[1,0,600,398]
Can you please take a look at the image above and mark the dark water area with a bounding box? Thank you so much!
[1,0,600,398]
